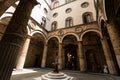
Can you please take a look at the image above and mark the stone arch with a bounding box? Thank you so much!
[82,31,106,73]
[47,35,60,44]
[62,34,79,70]
[46,37,59,68]
[61,33,79,42]
[31,30,47,44]
[80,29,102,41]
[25,33,45,68]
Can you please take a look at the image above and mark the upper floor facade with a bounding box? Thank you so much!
[0,0,97,31]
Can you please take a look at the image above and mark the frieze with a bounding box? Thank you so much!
[58,30,64,36]
[75,27,83,33]
[48,22,99,38]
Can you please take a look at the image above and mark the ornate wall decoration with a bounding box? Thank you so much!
[58,30,64,37]
[28,20,36,30]
[75,27,83,33]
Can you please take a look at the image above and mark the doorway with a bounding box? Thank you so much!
[64,44,78,70]
[83,32,106,73]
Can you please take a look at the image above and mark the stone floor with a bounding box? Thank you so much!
[10,68,120,80]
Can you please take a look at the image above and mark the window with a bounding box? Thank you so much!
[66,17,73,27]
[81,2,89,8]
[51,21,57,31]
[44,8,48,14]
[83,12,93,24]
[53,13,58,18]
[66,8,72,13]
[53,1,59,8]
[41,17,46,27]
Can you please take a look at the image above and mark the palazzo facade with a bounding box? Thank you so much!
[0,0,120,79]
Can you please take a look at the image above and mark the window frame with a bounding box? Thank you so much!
[41,17,46,27]
[66,17,73,27]
[82,12,93,24]
[51,21,57,31]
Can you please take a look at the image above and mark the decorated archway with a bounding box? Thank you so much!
[24,33,44,68]
[62,35,79,70]
[46,37,59,68]
[83,31,106,73]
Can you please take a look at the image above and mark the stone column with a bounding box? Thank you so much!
[78,41,86,72]
[106,21,120,68]
[58,43,62,69]
[101,37,117,74]
[41,44,48,68]
[16,35,31,70]
[0,0,37,80]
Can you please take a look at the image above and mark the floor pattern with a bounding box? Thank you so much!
[10,68,120,80]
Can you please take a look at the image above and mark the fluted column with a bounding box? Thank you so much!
[58,43,62,69]
[0,0,37,80]
[101,37,117,74]
[78,41,86,72]
[16,35,31,70]
[106,21,120,68]
[41,44,48,68]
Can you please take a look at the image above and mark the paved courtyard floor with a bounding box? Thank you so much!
[10,68,120,80]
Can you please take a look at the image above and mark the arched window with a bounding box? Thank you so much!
[43,8,48,14]
[51,21,57,31]
[66,8,72,13]
[81,2,89,8]
[83,12,93,24]
[53,1,59,8]
[53,13,58,18]
[66,17,73,27]
[41,17,46,27]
